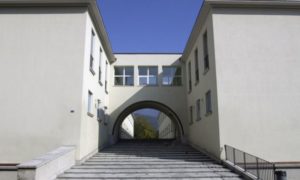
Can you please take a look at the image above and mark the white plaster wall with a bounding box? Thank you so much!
[109,54,188,142]
[212,8,300,162]
[78,12,111,160]
[185,11,221,159]
[120,114,134,139]
[0,7,87,163]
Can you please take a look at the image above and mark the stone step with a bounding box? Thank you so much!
[72,164,225,169]
[57,178,243,180]
[90,156,209,160]
[66,168,231,173]
[58,171,240,179]
[88,157,212,162]
[83,161,216,165]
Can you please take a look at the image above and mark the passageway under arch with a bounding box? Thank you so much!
[112,101,184,141]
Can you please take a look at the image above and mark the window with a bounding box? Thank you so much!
[90,30,95,75]
[138,66,158,86]
[203,31,210,71]
[194,48,199,83]
[162,66,182,86]
[99,48,103,85]
[196,99,201,121]
[87,91,93,117]
[188,62,192,92]
[105,61,108,93]
[189,106,193,125]
[205,90,212,115]
[114,66,134,86]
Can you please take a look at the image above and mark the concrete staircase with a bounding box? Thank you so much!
[57,141,243,180]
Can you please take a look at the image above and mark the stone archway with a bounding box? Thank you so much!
[112,101,184,140]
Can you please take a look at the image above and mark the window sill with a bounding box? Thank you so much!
[196,117,202,121]
[87,112,94,118]
[203,68,209,76]
[205,111,212,117]
[138,84,159,87]
[105,90,108,94]
[188,90,192,94]
[195,81,199,86]
[99,81,103,86]
[90,68,95,76]
[113,85,134,87]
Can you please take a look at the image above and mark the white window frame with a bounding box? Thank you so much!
[90,30,95,75]
[162,66,182,86]
[138,66,158,86]
[189,106,193,125]
[98,47,103,85]
[114,66,134,86]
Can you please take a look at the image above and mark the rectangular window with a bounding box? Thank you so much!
[99,48,103,85]
[138,66,158,86]
[188,62,192,92]
[87,91,93,116]
[194,48,199,83]
[189,106,193,124]
[196,99,201,120]
[105,61,108,93]
[203,31,210,71]
[205,90,212,115]
[90,30,95,75]
[162,66,182,86]
[114,66,134,86]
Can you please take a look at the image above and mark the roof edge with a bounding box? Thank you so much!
[0,0,116,63]
[182,0,300,61]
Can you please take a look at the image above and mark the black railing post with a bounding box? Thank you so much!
[273,164,276,180]
[256,157,260,179]
[243,152,247,171]
[233,148,236,165]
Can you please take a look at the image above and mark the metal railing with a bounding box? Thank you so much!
[225,145,276,180]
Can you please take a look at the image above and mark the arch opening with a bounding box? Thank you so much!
[113,101,184,141]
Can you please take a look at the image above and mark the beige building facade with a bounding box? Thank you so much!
[0,0,300,179]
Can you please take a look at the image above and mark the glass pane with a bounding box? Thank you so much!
[149,67,158,76]
[114,67,123,76]
[125,67,134,76]
[115,77,123,85]
[175,67,182,76]
[139,77,147,86]
[163,67,172,76]
[172,77,182,86]
[139,67,147,76]
[125,77,134,86]
[149,77,157,85]
[162,77,170,85]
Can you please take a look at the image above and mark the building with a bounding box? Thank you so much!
[0,0,300,179]
[157,112,176,139]
[119,114,134,139]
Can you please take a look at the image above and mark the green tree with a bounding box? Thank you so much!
[134,116,158,139]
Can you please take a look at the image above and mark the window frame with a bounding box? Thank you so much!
[194,48,199,84]
[162,66,182,86]
[203,31,210,73]
[205,90,212,116]
[114,66,134,86]
[196,99,201,121]
[188,61,192,93]
[89,30,95,75]
[98,47,103,85]
[189,105,193,125]
[138,66,158,86]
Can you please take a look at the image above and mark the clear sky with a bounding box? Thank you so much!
[97,0,203,53]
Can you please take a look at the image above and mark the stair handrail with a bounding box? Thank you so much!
[224,145,276,180]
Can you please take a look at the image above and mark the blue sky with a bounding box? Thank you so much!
[97,0,203,53]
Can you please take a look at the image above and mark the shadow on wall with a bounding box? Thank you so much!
[107,58,189,144]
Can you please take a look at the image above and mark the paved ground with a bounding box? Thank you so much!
[57,141,243,180]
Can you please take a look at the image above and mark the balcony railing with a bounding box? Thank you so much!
[224,145,276,180]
